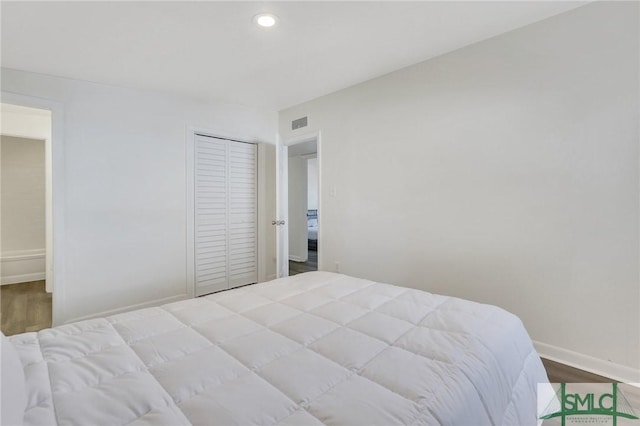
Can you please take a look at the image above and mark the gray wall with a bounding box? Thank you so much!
[280,2,639,379]
[1,135,45,253]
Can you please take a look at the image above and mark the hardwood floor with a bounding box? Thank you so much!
[0,280,51,336]
[289,249,318,276]
[542,358,612,383]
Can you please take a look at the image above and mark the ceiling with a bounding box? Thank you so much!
[1,1,587,111]
[289,139,318,157]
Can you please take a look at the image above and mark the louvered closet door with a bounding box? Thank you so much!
[195,136,229,296]
[194,135,257,296]
[228,141,258,288]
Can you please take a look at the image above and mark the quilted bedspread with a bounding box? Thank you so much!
[10,271,547,425]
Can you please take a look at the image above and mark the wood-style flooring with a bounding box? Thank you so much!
[289,249,318,276]
[542,358,612,383]
[0,280,51,336]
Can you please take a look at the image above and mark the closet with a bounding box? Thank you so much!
[194,134,257,296]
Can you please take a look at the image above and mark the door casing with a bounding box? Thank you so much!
[276,131,321,278]
[1,91,65,325]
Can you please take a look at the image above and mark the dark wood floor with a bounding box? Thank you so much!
[289,249,318,276]
[0,280,52,336]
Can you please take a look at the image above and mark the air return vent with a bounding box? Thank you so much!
[291,116,308,130]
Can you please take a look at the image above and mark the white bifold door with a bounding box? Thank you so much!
[195,135,257,296]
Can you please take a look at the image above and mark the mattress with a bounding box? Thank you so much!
[8,271,547,425]
[308,216,318,241]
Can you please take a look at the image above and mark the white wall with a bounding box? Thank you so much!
[288,156,308,262]
[279,2,639,381]
[307,157,318,211]
[2,68,277,324]
[1,135,47,285]
[1,136,45,252]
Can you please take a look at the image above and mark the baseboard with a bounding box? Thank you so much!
[62,294,190,325]
[289,255,307,262]
[534,340,640,384]
[1,249,46,285]
[1,272,46,285]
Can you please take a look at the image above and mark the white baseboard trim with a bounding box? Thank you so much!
[289,255,307,262]
[534,340,640,383]
[1,249,45,261]
[1,249,46,285]
[1,272,46,285]
[62,294,190,325]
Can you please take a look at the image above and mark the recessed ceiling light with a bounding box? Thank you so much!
[254,13,278,28]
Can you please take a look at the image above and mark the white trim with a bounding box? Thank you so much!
[0,131,46,141]
[257,142,269,283]
[281,131,322,274]
[316,132,322,271]
[1,249,45,262]
[637,0,640,386]
[1,92,64,325]
[2,273,46,286]
[63,294,190,324]
[1,249,46,285]
[190,125,263,146]
[534,340,640,383]
[275,142,289,278]
[185,126,196,299]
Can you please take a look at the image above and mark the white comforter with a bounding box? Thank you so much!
[10,272,547,425]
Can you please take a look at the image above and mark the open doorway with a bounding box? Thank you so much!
[287,139,318,276]
[0,103,53,335]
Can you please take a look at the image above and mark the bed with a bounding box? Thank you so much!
[2,271,547,426]
[308,210,318,251]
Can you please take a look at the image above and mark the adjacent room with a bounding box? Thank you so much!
[0,104,53,336]
[288,137,319,276]
[1,1,638,425]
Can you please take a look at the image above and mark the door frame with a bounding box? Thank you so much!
[185,126,266,297]
[277,131,322,277]
[1,91,65,326]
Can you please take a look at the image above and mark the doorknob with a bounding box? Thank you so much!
[272,220,286,226]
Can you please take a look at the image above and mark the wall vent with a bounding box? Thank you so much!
[291,116,308,130]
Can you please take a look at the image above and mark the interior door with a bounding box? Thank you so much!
[276,143,289,277]
[195,136,228,295]
[227,141,258,288]
[194,135,257,296]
